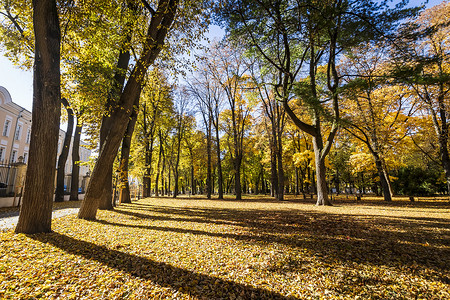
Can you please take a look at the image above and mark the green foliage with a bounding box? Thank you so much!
[393,166,447,196]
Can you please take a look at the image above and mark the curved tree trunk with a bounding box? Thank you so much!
[15,0,61,233]
[315,157,331,206]
[79,0,178,219]
[98,166,114,210]
[373,152,392,201]
[118,105,138,204]
[69,119,82,201]
[55,98,73,202]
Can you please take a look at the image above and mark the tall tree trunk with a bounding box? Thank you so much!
[118,99,138,204]
[334,169,340,195]
[190,164,195,195]
[373,153,392,201]
[173,143,181,198]
[270,143,278,198]
[276,130,284,201]
[55,98,73,202]
[234,156,242,200]
[215,125,223,199]
[98,166,114,210]
[206,121,212,199]
[69,119,82,201]
[143,138,153,197]
[78,0,178,220]
[313,137,332,206]
[155,131,163,197]
[15,0,61,234]
[96,29,133,210]
[161,143,166,196]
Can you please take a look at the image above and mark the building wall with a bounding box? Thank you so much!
[0,86,91,191]
[0,86,32,164]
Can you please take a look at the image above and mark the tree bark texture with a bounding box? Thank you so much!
[15,0,61,233]
[270,131,278,198]
[206,120,212,199]
[276,126,284,201]
[215,124,223,199]
[55,98,73,202]
[313,137,332,206]
[118,103,138,204]
[234,157,242,200]
[69,119,82,201]
[373,152,392,201]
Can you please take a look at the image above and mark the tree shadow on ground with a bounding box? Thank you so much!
[30,232,294,300]
[131,195,450,209]
[113,201,450,283]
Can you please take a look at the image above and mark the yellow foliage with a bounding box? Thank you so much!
[349,152,376,174]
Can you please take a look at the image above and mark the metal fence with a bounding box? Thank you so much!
[0,162,17,197]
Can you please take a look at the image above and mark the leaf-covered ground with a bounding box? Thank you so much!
[0,196,449,299]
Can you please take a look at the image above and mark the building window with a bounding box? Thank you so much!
[11,150,17,163]
[3,120,11,137]
[0,147,5,162]
[23,152,28,163]
[14,124,22,141]
[26,128,31,144]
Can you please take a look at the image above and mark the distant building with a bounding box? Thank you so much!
[57,129,91,192]
[0,86,91,192]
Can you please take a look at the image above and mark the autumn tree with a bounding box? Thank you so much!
[392,2,450,195]
[218,0,417,205]
[172,91,189,197]
[249,59,286,200]
[208,44,253,200]
[130,69,173,198]
[79,0,208,219]
[189,78,213,198]
[187,51,227,198]
[15,0,61,233]
[182,125,204,195]
[341,43,415,201]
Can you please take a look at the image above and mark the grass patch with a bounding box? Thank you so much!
[0,196,449,299]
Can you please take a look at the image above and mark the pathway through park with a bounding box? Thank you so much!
[0,207,79,231]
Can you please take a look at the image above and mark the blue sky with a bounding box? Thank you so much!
[0,0,443,112]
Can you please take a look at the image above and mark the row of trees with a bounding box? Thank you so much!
[124,22,447,205]
[0,0,208,233]
[0,0,448,233]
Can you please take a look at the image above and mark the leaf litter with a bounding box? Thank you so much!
[0,196,448,299]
